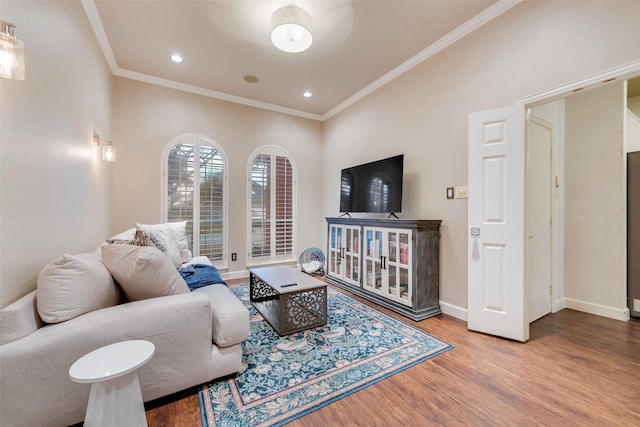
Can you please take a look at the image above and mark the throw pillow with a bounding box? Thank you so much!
[166,221,193,263]
[135,222,183,268]
[106,227,136,242]
[101,244,189,301]
[106,238,135,245]
[36,253,120,323]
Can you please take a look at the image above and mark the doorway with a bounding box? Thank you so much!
[526,81,631,322]
[526,114,554,322]
[468,66,640,341]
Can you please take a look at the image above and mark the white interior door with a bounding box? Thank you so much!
[527,115,553,322]
[468,105,528,342]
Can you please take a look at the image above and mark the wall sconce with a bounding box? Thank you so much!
[0,20,25,80]
[93,133,116,162]
[102,141,116,162]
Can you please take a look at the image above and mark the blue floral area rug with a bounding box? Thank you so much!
[199,283,453,426]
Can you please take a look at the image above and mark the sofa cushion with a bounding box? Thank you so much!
[101,244,189,301]
[36,253,120,323]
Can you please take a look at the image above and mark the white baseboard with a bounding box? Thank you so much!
[564,297,630,321]
[439,298,631,325]
[552,297,567,313]
[440,301,468,321]
[213,280,631,323]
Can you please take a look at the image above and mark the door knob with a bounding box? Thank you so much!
[470,227,480,237]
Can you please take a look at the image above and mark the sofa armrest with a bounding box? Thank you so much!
[193,284,250,347]
[0,292,215,427]
[0,291,45,345]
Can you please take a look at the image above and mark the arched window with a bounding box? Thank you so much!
[248,146,296,264]
[164,134,227,267]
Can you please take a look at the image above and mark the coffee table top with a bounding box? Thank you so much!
[250,266,326,294]
[69,340,155,383]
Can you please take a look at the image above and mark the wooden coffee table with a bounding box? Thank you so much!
[249,266,327,336]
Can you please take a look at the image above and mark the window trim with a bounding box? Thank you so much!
[246,145,297,266]
[161,133,229,269]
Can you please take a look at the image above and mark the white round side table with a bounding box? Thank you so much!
[69,340,155,427]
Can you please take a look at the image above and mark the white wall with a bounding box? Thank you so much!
[564,83,626,318]
[111,77,324,275]
[628,96,640,117]
[322,1,640,314]
[0,1,113,307]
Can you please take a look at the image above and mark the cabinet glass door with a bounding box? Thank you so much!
[328,225,343,277]
[328,224,360,285]
[385,229,412,306]
[344,227,360,284]
[343,226,360,285]
[364,228,383,292]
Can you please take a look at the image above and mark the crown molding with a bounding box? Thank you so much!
[115,68,324,121]
[515,58,640,107]
[321,0,522,121]
[82,0,519,122]
[80,0,322,121]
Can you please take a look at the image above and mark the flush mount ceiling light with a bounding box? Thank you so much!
[169,54,183,63]
[0,20,25,80]
[271,5,313,53]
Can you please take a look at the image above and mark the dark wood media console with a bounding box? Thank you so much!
[325,217,441,321]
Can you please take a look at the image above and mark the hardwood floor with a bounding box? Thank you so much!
[145,284,640,426]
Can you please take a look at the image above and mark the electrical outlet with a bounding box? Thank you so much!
[455,186,468,199]
[231,252,237,261]
[634,299,640,312]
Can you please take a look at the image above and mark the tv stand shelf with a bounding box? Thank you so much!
[325,217,441,321]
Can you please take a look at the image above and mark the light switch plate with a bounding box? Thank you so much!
[446,187,454,199]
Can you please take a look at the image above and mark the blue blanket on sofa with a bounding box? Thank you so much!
[178,264,226,291]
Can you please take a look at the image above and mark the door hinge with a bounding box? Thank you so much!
[550,217,552,227]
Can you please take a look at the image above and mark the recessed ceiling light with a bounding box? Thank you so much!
[303,91,312,98]
[244,75,259,83]
[169,54,183,63]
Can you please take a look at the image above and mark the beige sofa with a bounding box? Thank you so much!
[0,228,250,427]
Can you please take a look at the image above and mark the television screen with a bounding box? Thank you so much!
[339,155,404,213]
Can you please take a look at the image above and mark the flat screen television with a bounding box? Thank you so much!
[339,154,404,214]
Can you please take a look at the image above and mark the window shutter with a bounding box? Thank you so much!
[275,154,293,255]
[249,146,295,262]
[167,143,195,248]
[166,137,226,263]
[251,152,271,258]
[199,145,224,261]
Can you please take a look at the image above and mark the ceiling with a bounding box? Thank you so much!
[86,0,509,120]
